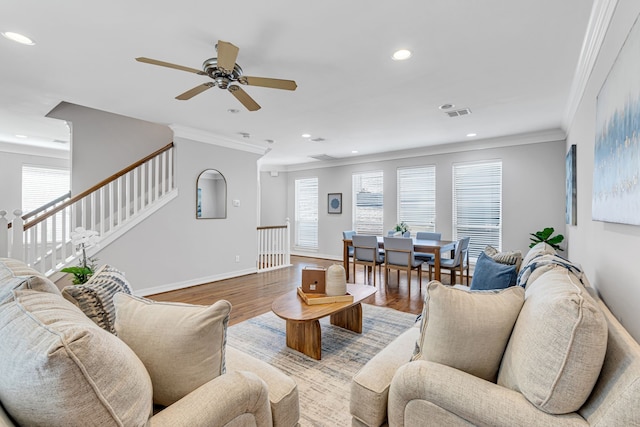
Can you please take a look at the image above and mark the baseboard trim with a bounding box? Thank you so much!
[136,267,257,297]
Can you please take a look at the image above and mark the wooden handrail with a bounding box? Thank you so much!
[257,225,288,230]
[23,142,174,231]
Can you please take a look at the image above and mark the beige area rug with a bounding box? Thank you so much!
[226,303,417,427]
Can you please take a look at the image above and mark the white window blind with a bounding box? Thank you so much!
[397,166,436,234]
[294,177,318,249]
[22,165,70,213]
[452,161,502,262]
[22,164,70,243]
[352,171,383,235]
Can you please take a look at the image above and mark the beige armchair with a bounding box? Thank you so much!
[0,258,299,427]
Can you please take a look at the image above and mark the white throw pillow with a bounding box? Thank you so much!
[412,281,525,382]
[114,293,232,406]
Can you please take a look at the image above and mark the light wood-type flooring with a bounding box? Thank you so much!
[149,255,458,326]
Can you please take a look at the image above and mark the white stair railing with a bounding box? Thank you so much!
[257,218,291,272]
[2,143,176,276]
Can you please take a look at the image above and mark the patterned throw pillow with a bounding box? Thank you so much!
[62,264,132,334]
[412,281,525,382]
[484,245,523,273]
[114,294,232,406]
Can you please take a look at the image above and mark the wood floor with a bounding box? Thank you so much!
[149,255,456,326]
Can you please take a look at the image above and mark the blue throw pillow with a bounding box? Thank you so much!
[470,252,517,291]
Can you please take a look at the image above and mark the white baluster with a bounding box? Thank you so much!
[11,210,24,261]
[0,210,7,258]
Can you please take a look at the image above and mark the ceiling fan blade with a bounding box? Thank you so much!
[228,85,261,111]
[240,76,297,91]
[216,40,239,74]
[135,57,206,75]
[176,83,215,100]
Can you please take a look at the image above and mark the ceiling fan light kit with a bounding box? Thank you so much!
[136,40,297,112]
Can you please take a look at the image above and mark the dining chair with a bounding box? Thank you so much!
[383,236,424,289]
[352,235,384,286]
[427,236,471,285]
[414,232,442,262]
[342,230,356,260]
[387,230,411,237]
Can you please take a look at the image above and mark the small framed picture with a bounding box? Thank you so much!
[328,193,342,214]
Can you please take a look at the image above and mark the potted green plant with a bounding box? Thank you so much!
[529,227,564,251]
[395,221,410,234]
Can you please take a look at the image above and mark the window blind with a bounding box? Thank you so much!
[397,166,436,234]
[452,161,502,262]
[294,177,318,249]
[352,171,383,235]
[22,164,70,243]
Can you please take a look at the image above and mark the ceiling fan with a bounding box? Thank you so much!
[136,40,297,111]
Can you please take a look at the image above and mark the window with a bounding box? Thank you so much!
[452,161,502,262]
[294,177,318,250]
[22,164,70,243]
[397,166,436,233]
[22,165,70,214]
[352,171,383,235]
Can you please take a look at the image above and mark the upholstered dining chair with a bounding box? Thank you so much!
[414,232,442,262]
[388,230,411,237]
[352,234,384,286]
[383,236,424,289]
[342,230,356,266]
[427,236,471,285]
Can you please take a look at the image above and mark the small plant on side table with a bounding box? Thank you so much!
[529,227,564,251]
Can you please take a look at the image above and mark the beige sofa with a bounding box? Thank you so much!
[351,244,640,426]
[0,258,299,427]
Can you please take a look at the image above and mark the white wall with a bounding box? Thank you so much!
[566,0,640,341]
[47,102,173,194]
[273,139,566,261]
[259,171,288,226]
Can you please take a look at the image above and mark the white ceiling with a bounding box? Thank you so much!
[0,0,595,167]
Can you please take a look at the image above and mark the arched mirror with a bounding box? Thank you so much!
[196,169,227,219]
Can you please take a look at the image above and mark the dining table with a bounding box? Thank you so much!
[342,236,456,282]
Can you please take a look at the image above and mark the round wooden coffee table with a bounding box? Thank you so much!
[271,284,377,360]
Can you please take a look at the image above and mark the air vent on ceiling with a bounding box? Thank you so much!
[53,139,68,144]
[309,154,337,161]
[445,108,472,117]
[310,137,326,142]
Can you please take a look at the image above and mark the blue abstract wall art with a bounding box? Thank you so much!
[593,14,640,225]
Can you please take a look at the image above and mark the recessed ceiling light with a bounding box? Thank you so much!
[439,103,455,110]
[352,150,358,154]
[301,133,311,138]
[392,49,412,61]
[2,32,35,45]
[466,133,477,137]
[15,134,27,138]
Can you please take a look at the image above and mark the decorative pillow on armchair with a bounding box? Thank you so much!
[114,293,232,406]
[412,281,525,382]
[0,289,152,427]
[62,264,132,334]
[484,245,523,272]
[470,252,518,291]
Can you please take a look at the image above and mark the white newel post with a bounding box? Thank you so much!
[11,209,24,261]
[0,210,7,258]
[285,217,291,266]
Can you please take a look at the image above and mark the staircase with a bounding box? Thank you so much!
[1,143,177,276]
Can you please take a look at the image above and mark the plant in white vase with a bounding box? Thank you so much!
[61,227,100,284]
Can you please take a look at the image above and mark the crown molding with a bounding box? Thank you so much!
[274,128,566,173]
[170,124,267,155]
[562,0,619,131]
